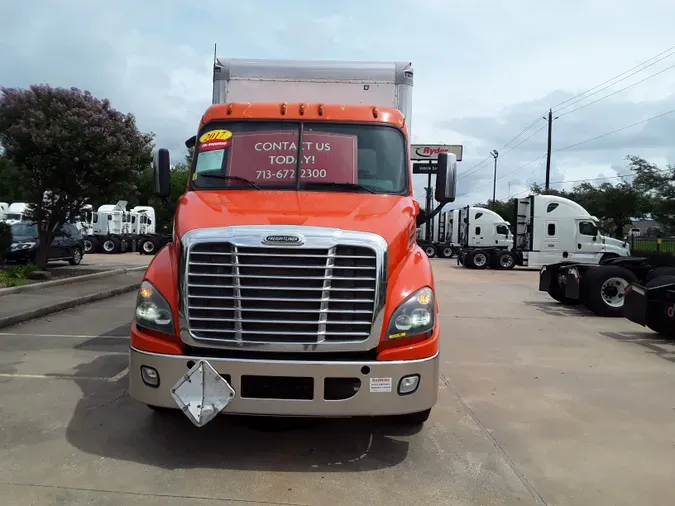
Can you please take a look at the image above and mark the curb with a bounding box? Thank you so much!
[0,282,142,330]
[0,266,147,297]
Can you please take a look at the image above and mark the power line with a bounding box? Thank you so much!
[458,111,547,179]
[551,44,675,111]
[557,62,675,118]
[456,154,546,198]
[554,107,675,153]
[458,122,547,181]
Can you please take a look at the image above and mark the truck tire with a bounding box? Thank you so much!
[424,245,436,258]
[645,266,675,283]
[583,266,638,317]
[467,250,488,269]
[140,238,158,255]
[84,237,98,254]
[496,251,516,270]
[644,275,675,337]
[102,237,121,254]
[439,245,454,258]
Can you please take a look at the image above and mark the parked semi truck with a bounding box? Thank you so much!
[417,208,460,258]
[456,206,513,268]
[79,201,170,255]
[461,194,630,271]
[128,57,457,428]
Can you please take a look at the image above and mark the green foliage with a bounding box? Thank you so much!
[0,154,30,202]
[0,222,12,265]
[0,85,154,267]
[0,263,38,287]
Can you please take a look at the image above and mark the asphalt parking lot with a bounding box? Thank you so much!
[1,261,675,505]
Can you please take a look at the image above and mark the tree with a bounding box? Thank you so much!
[0,85,154,267]
[628,155,675,233]
[0,154,30,202]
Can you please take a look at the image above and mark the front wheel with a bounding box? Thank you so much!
[68,247,83,265]
[496,251,516,270]
[140,238,158,255]
[470,251,488,269]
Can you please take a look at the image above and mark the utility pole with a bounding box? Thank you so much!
[544,109,554,190]
[490,150,499,209]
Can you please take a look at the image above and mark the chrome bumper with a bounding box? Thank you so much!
[129,347,439,417]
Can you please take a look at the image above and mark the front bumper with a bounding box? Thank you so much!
[129,346,439,417]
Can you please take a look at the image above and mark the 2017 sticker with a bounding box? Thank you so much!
[369,377,392,393]
[199,129,232,152]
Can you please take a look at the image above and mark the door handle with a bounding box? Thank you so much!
[577,243,581,249]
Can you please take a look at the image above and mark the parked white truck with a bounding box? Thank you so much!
[78,201,169,255]
[459,194,630,270]
[1,202,29,224]
[456,206,514,268]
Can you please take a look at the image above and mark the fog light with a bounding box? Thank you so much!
[398,374,420,395]
[141,366,160,388]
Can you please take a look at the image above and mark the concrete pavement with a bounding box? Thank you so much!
[0,270,144,329]
[0,262,674,504]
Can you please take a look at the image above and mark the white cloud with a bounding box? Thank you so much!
[2,0,675,207]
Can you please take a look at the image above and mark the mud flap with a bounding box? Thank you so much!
[623,283,648,326]
[538,266,553,292]
[564,268,580,299]
[171,360,235,427]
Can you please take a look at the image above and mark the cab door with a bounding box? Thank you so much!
[575,220,603,261]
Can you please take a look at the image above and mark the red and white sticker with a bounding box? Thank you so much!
[199,129,233,152]
[369,377,392,393]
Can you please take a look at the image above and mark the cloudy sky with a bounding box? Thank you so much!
[1,0,674,208]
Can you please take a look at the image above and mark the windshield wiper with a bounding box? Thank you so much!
[197,174,261,189]
[301,182,376,194]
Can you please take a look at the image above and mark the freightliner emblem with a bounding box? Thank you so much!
[262,234,304,246]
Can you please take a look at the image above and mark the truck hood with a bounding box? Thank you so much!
[174,190,417,266]
[603,235,630,252]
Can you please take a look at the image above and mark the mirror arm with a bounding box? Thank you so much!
[417,202,449,226]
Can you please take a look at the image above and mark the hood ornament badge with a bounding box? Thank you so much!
[262,234,304,246]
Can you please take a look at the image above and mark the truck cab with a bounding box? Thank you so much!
[128,58,456,427]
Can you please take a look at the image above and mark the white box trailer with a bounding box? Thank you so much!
[212,58,414,137]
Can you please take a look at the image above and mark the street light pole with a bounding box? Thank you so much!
[490,149,498,209]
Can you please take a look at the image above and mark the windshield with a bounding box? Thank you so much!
[191,121,407,194]
[11,222,37,239]
[5,213,22,221]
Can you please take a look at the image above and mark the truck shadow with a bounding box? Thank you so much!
[65,350,414,472]
[600,331,675,365]
[523,300,597,318]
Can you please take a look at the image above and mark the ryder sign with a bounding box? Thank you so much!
[411,144,463,162]
[228,131,357,184]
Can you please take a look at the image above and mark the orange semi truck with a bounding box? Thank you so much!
[129,58,457,427]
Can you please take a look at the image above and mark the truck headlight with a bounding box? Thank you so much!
[135,280,174,335]
[386,287,435,341]
[10,241,36,251]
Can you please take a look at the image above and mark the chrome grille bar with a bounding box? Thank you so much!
[184,237,378,346]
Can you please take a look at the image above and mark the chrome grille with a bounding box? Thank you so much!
[186,242,377,343]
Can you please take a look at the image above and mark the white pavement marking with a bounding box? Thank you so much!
[109,367,129,382]
[0,367,129,383]
[0,332,129,339]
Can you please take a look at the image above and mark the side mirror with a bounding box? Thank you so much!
[153,148,171,198]
[185,136,196,149]
[434,152,457,203]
